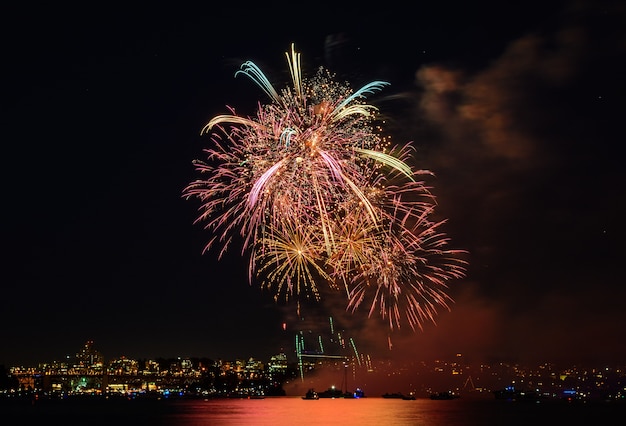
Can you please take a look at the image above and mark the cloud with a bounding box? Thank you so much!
[416,29,590,165]
[399,1,626,365]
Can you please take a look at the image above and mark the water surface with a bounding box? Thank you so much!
[3,396,622,425]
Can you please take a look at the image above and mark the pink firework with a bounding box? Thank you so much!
[184,44,466,330]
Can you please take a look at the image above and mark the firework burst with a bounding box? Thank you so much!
[184,44,466,330]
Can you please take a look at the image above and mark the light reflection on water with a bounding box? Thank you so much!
[159,397,620,426]
[4,396,622,425]
[165,397,448,426]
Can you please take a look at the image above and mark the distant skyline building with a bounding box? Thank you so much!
[75,340,104,368]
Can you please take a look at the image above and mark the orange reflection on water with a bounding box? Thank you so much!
[164,397,466,426]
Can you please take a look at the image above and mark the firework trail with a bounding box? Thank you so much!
[184,44,466,331]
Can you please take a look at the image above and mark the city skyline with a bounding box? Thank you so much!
[6,337,625,371]
[4,339,625,402]
[3,1,625,370]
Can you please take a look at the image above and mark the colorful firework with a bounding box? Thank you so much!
[184,44,466,330]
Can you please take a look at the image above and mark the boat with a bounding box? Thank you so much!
[318,386,345,398]
[382,392,415,400]
[429,391,460,400]
[382,392,404,399]
[343,388,366,399]
[302,388,319,400]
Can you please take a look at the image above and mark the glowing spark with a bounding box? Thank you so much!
[184,44,467,331]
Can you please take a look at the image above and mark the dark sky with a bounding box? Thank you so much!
[2,1,625,370]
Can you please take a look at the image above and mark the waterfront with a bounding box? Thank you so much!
[2,396,624,426]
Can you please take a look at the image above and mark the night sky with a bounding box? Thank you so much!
[3,1,625,370]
